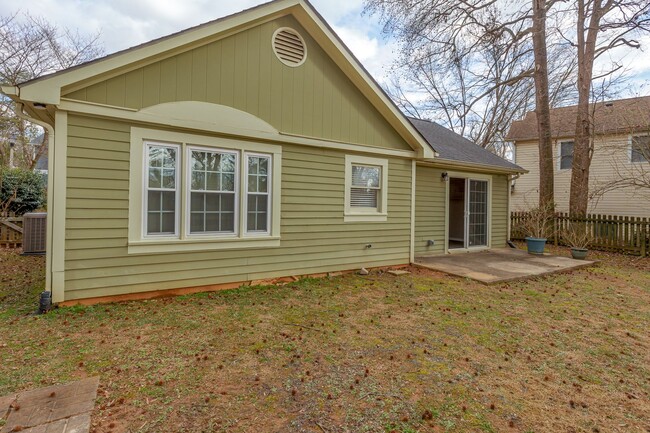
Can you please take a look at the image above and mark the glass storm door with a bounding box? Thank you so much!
[467,180,488,247]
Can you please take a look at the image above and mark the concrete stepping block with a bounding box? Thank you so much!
[1,378,98,433]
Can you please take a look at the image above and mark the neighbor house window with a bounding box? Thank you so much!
[189,149,237,235]
[146,143,179,236]
[246,154,271,233]
[631,135,650,163]
[560,141,574,170]
[344,155,388,222]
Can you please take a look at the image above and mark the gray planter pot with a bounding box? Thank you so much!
[571,248,589,260]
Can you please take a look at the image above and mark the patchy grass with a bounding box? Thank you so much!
[0,246,649,433]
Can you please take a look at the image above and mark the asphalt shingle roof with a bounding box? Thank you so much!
[506,96,650,142]
[408,117,524,172]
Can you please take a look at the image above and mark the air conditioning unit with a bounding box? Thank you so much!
[22,212,47,255]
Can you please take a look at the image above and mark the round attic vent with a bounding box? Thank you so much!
[273,28,307,67]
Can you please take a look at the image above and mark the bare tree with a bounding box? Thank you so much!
[365,0,569,209]
[0,12,104,169]
[566,0,650,217]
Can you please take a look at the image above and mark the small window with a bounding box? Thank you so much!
[631,135,650,163]
[246,154,271,234]
[560,141,574,170]
[189,149,237,235]
[351,165,381,209]
[145,143,179,236]
[344,155,388,222]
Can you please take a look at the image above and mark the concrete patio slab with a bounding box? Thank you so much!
[415,248,597,284]
[0,377,98,433]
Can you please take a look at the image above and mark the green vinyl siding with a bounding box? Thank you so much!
[414,166,510,255]
[414,166,446,255]
[64,114,412,300]
[491,174,509,247]
[63,16,411,152]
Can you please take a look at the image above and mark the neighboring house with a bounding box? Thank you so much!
[32,133,49,180]
[507,96,650,217]
[2,0,523,304]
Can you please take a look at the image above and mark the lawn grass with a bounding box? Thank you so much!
[0,246,648,433]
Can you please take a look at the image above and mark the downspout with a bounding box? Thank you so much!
[13,102,55,297]
[506,173,521,242]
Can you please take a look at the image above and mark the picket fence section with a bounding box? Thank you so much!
[0,212,23,248]
[511,211,649,257]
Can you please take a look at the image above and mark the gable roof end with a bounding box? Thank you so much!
[9,0,434,159]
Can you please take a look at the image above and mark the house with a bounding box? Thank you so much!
[507,96,650,217]
[2,0,524,304]
[32,133,49,180]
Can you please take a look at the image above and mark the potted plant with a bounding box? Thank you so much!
[521,204,554,254]
[562,222,592,260]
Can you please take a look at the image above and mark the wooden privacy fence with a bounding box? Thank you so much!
[511,212,649,257]
[0,213,23,248]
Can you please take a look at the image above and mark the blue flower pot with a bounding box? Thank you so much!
[525,237,547,254]
[571,248,588,260]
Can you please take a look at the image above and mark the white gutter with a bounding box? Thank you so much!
[13,103,55,295]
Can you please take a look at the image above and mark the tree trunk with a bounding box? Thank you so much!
[569,0,601,218]
[532,0,554,209]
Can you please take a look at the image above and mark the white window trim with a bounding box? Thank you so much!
[185,146,240,238]
[344,154,388,222]
[244,152,273,236]
[143,141,181,239]
[558,140,574,171]
[629,134,650,164]
[128,127,282,254]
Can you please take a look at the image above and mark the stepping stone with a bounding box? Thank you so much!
[387,270,411,276]
[1,377,98,433]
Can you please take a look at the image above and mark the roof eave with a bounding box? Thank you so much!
[419,157,527,175]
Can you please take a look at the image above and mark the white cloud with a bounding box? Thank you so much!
[1,0,395,81]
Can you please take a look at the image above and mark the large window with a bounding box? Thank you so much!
[344,155,388,222]
[559,141,574,170]
[631,135,650,163]
[189,149,237,235]
[131,130,281,253]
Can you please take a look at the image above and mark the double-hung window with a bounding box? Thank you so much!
[631,135,650,163]
[246,155,271,234]
[351,164,381,209]
[130,129,281,254]
[344,155,388,222]
[146,144,179,236]
[559,141,574,170]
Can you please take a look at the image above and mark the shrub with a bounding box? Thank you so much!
[0,167,45,216]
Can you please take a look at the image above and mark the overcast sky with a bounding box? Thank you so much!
[0,0,397,80]
[2,0,649,101]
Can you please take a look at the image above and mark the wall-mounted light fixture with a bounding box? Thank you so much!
[33,103,48,110]
[441,172,449,182]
